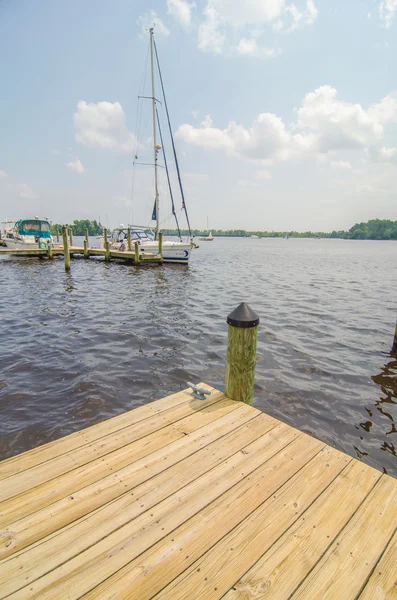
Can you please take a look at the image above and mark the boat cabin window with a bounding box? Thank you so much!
[22,221,50,232]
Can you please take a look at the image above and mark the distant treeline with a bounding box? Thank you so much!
[50,219,397,240]
[164,219,397,240]
[50,220,103,236]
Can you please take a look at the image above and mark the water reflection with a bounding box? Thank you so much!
[368,353,397,462]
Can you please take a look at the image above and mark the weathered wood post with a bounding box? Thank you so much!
[84,229,89,258]
[103,228,110,262]
[62,226,70,271]
[56,228,60,244]
[158,231,163,258]
[392,319,397,353]
[225,302,259,405]
[134,241,140,263]
[127,228,132,251]
[47,243,53,259]
[69,228,73,247]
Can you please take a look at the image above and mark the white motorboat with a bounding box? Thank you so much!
[1,218,54,250]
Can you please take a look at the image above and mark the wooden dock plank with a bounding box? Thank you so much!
[0,385,216,479]
[151,446,353,600]
[0,392,225,502]
[6,430,315,599]
[222,460,381,600]
[0,412,275,596]
[0,396,239,529]
[290,475,397,600]
[61,435,323,600]
[358,529,397,600]
[0,384,396,600]
[0,405,266,565]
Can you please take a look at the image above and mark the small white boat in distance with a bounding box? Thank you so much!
[2,217,54,249]
[199,218,214,241]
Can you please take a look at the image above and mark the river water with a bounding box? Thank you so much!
[0,237,396,476]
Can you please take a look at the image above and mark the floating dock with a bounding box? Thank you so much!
[0,384,396,599]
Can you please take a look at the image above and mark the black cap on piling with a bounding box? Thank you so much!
[227,302,259,329]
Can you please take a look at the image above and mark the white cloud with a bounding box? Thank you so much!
[198,0,318,55]
[198,5,225,53]
[19,184,37,199]
[256,169,272,180]
[378,146,397,163]
[167,0,195,29]
[380,0,397,28]
[74,101,137,153]
[176,86,397,167]
[297,86,384,151]
[236,38,278,58]
[0,170,7,178]
[66,159,85,173]
[330,160,352,170]
[137,10,170,37]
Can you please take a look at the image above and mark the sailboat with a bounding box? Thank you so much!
[109,28,196,264]
[199,218,214,241]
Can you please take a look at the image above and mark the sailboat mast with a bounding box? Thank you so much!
[149,27,159,240]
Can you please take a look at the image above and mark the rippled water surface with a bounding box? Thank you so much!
[1,237,396,475]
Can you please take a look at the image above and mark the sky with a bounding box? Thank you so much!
[0,0,396,232]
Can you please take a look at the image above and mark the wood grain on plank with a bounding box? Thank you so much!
[73,435,324,600]
[290,474,397,600]
[0,409,268,588]
[358,528,397,600]
[0,398,248,531]
[222,460,381,600]
[0,385,219,479]
[7,425,310,599]
[0,394,226,504]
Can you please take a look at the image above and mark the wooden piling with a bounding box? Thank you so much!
[56,228,60,243]
[47,244,53,259]
[134,241,140,263]
[69,228,73,247]
[225,303,259,405]
[85,229,89,243]
[103,228,110,262]
[158,231,163,257]
[393,320,397,353]
[127,228,132,251]
[62,226,70,271]
[83,240,89,258]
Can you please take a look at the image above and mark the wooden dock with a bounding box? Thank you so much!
[0,245,163,263]
[0,384,396,599]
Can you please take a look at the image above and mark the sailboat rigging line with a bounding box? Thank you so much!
[153,38,192,238]
[156,106,182,241]
[138,96,162,104]
[134,162,165,168]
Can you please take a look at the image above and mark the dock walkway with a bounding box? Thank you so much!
[0,385,396,599]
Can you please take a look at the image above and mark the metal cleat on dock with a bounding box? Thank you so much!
[187,382,211,400]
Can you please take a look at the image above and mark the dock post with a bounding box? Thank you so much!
[47,244,53,259]
[393,320,397,353]
[56,228,60,244]
[69,228,73,247]
[84,229,89,258]
[158,231,163,257]
[127,228,132,251]
[103,228,110,262]
[62,226,71,271]
[225,302,259,405]
[134,241,140,263]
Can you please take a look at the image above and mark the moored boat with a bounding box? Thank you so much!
[1,217,54,250]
